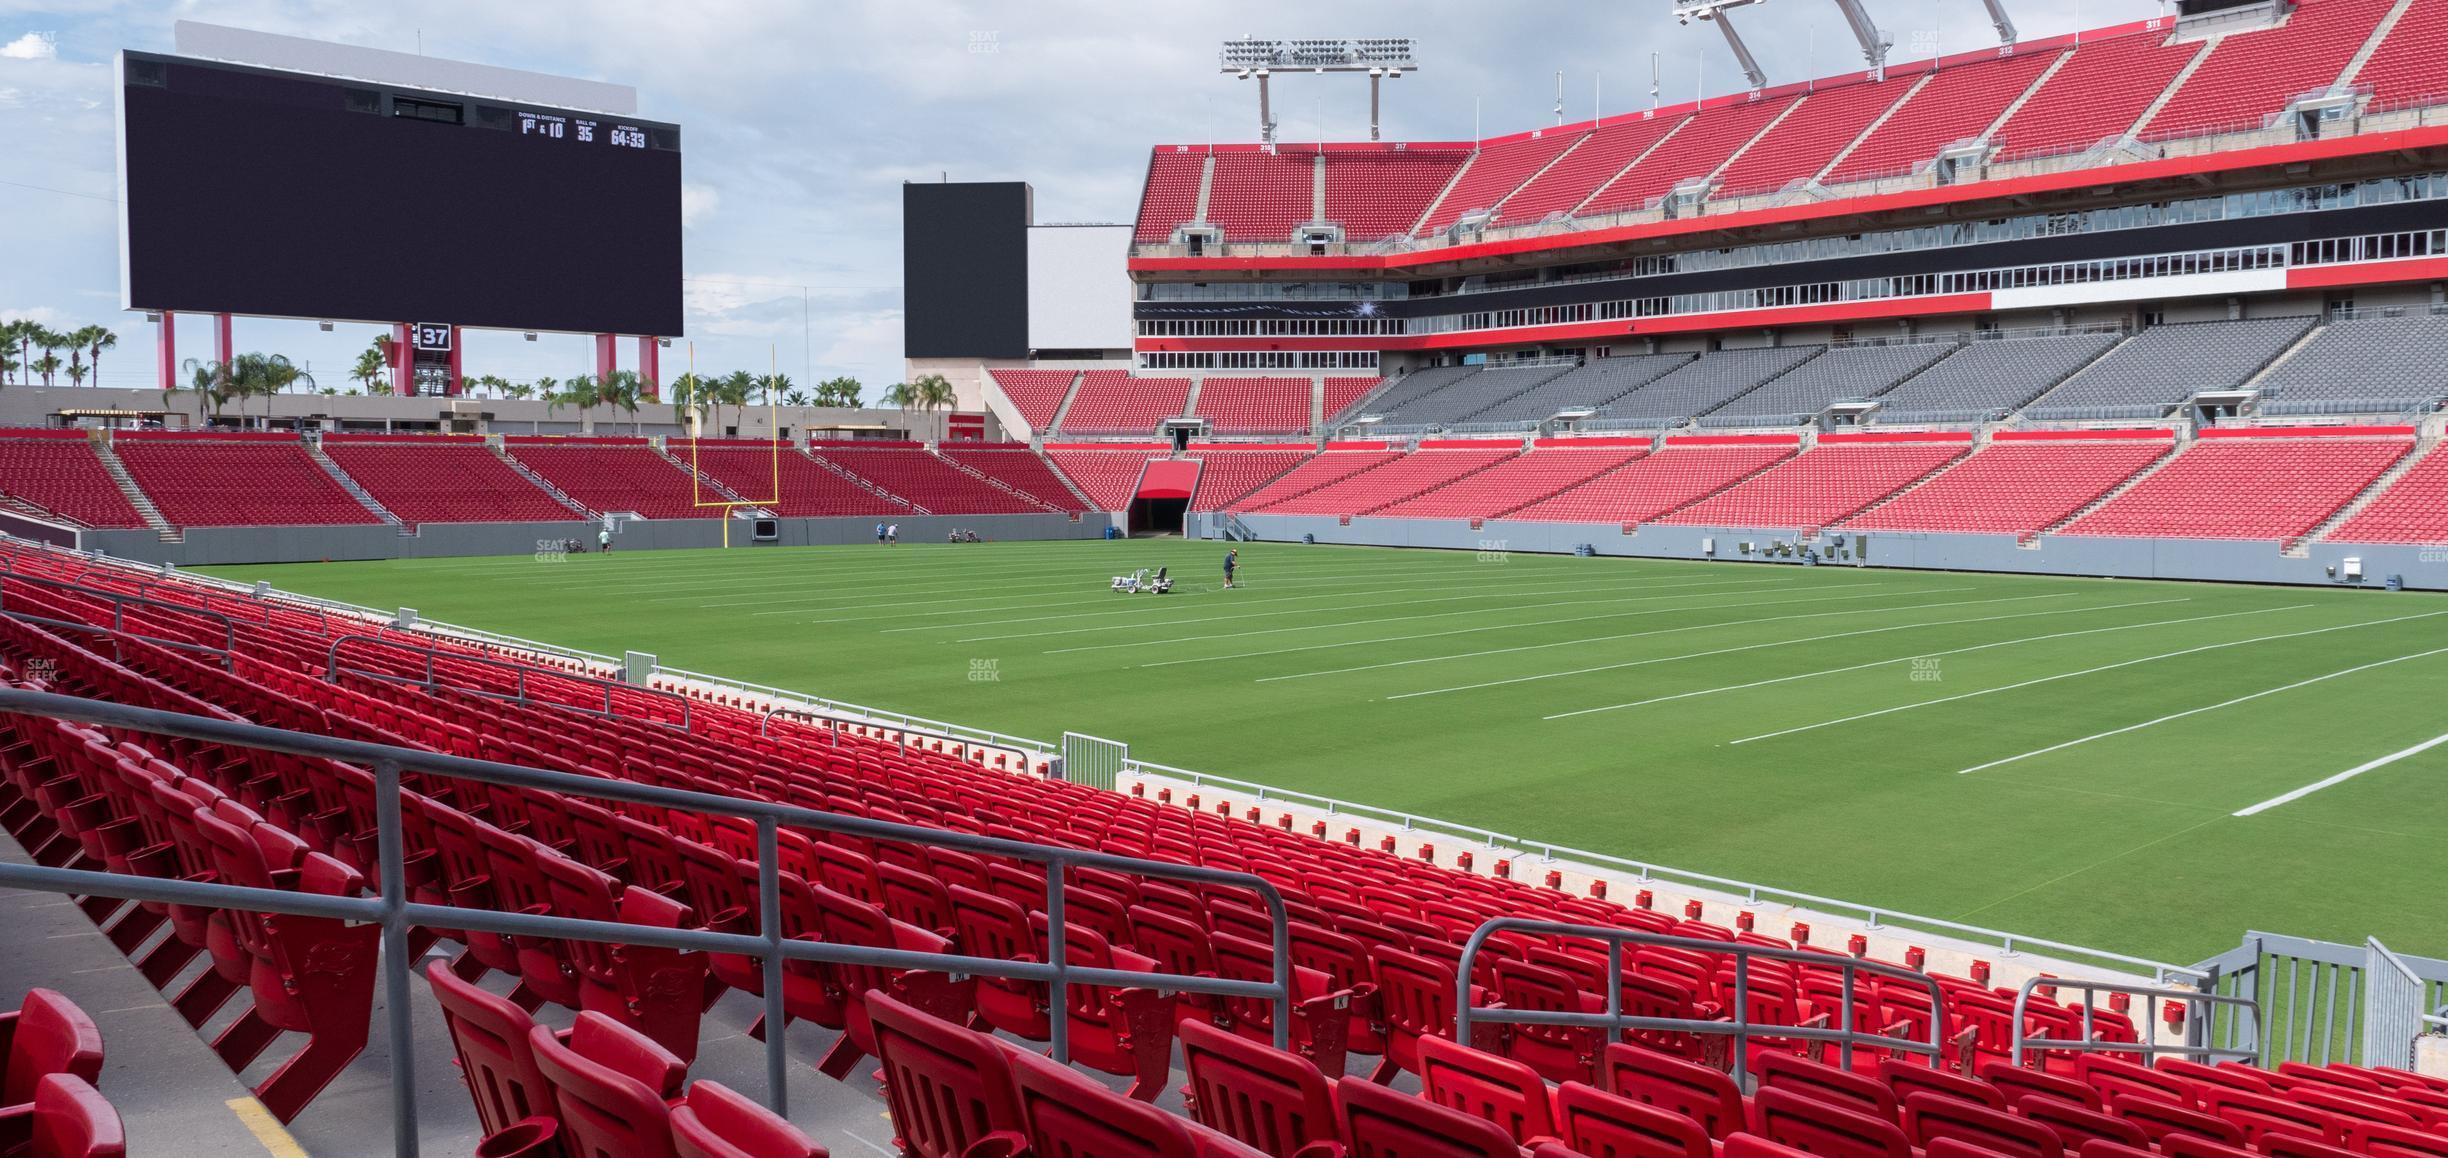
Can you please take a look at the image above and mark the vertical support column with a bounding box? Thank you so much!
[155,311,176,392]
[446,326,464,397]
[595,333,618,382]
[373,758,421,1158]
[390,324,412,396]
[637,337,660,400]
[212,313,233,367]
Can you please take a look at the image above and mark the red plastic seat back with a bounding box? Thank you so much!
[1976,1062,2101,1111]
[2106,1092,2245,1148]
[1006,1044,1199,1158]
[2350,1122,2448,1158]
[30,1073,126,1158]
[2161,1135,2267,1158]
[1749,1086,1915,1158]
[1417,1036,1557,1144]
[2197,1086,2342,1147]
[1725,1133,1821,1158]
[1,989,104,1107]
[2018,1097,2149,1153]
[424,960,553,1136]
[1601,1041,1746,1140]
[670,1080,824,1158]
[528,1017,680,1158]
[2259,1133,2363,1158]
[1880,1058,2005,1110]
[866,992,1025,1158]
[1178,1019,1337,1158]
[1554,1081,1713,1158]
[1901,1091,2064,1158]
[1335,1075,1521,1158]
[2077,1055,2194,1108]
[1756,1051,1898,1121]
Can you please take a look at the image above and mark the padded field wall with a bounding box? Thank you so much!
[70,512,1104,566]
[1207,514,2448,592]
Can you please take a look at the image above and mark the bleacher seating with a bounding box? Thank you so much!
[1656,436,1971,529]
[1828,50,2063,183]
[0,989,102,1108]
[1045,447,1164,509]
[1607,347,1828,426]
[1205,150,1318,241]
[1699,342,1957,427]
[1194,377,1314,435]
[665,441,907,518]
[2144,0,2391,139]
[1252,445,1521,515]
[1374,442,1649,520]
[1420,130,1587,235]
[2352,0,2448,105]
[1713,76,1917,198]
[1508,438,1797,523]
[1872,332,2123,423]
[2024,318,2315,420]
[10,538,2448,1156]
[1846,434,2174,535]
[321,437,580,525]
[1324,149,1471,240]
[1459,354,1697,426]
[504,440,716,520]
[1373,365,1577,428]
[984,368,1078,433]
[1183,447,1313,511]
[1322,376,1386,424]
[0,436,145,528]
[1495,115,1688,222]
[1057,372,1191,436]
[1991,31,2201,160]
[938,444,1091,511]
[2253,313,2448,415]
[2061,429,2411,540]
[1580,96,1798,216]
[1226,448,1405,510]
[2329,441,2448,543]
[814,444,1054,514]
[1134,150,1206,243]
[113,436,382,527]
[1340,365,1480,423]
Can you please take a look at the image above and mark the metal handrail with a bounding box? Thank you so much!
[324,633,693,730]
[1454,918,1949,1075]
[0,687,1295,1158]
[2010,976,2260,1066]
[0,572,238,663]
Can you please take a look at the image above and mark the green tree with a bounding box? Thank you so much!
[814,375,863,408]
[30,351,61,389]
[0,320,29,385]
[227,352,312,425]
[31,328,66,387]
[600,370,645,434]
[178,358,237,418]
[782,387,810,407]
[550,374,602,430]
[879,380,917,434]
[666,371,710,434]
[914,373,955,436]
[714,369,756,433]
[63,359,88,387]
[756,372,792,407]
[77,325,116,389]
[350,342,389,396]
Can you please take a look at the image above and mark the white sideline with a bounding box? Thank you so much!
[1729,608,2448,746]
[1059,578,1811,657]
[2232,726,2448,816]
[1130,583,1950,669]
[1541,597,2272,720]
[1379,592,2075,700]
[945,574,1803,643]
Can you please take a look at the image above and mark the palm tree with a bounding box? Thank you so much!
[350,345,388,396]
[64,360,88,387]
[879,381,918,434]
[601,370,645,434]
[815,376,863,408]
[783,387,811,407]
[715,369,756,434]
[914,373,955,439]
[78,326,116,389]
[551,374,602,432]
[666,371,708,435]
[30,351,61,389]
[32,328,66,387]
[178,358,237,420]
[229,352,312,426]
[0,320,30,386]
[757,372,793,408]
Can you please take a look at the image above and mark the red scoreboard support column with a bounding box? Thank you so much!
[390,323,412,396]
[447,326,464,396]
[595,333,618,383]
[155,311,176,392]
[637,337,659,400]
[212,313,233,367]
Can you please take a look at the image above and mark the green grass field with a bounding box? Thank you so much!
[196,541,2448,966]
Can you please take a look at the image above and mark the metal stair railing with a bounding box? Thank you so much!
[2009,975,2261,1066]
[0,687,1297,1158]
[1455,918,1949,1077]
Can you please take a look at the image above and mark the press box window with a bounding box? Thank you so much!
[392,97,464,125]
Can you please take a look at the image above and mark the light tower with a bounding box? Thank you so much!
[1221,38,1419,148]
[1673,0,1895,87]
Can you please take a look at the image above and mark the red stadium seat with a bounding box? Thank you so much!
[1555,1081,1716,1158]
[0,990,102,1108]
[0,1074,126,1158]
[1602,1042,1747,1140]
[1333,1075,1523,1158]
[1179,1019,1341,1158]
[1755,1051,1897,1121]
[1902,1091,2064,1158]
[2018,1098,2150,1154]
[1418,1036,1561,1145]
[2196,1086,2343,1147]
[1005,1044,1264,1158]
[669,1081,825,1158]
[1976,1062,2101,1111]
[528,1014,690,1158]
[425,961,558,1146]
[867,993,1027,1158]
[1748,1087,1914,1158]
[2106,1092,2246,1148]
[1880,1059,2005,1110]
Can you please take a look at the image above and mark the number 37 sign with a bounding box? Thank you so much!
[412,323,453,352]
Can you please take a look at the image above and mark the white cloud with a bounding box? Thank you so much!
[680,183,720,228]
[0,31,55,60]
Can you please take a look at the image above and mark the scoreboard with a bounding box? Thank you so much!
[117,50,684,337]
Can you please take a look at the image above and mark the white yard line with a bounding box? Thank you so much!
[1729,609,2448,746]
[1053,578,1819,657]
[1542,597,2257,720]
[2232,725,2448,816]
[1377,592,2069,700]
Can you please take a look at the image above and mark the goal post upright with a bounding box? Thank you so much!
[683,343,786,547]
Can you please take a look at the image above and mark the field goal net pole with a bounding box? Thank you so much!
[684,343,785,547]
[1060,731,1127,790]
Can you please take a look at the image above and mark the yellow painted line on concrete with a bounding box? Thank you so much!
[227,1097,310,1158]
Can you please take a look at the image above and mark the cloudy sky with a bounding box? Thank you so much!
[1,0,2156,393]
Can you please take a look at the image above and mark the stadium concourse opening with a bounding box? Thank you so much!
[1130,459,1198,535]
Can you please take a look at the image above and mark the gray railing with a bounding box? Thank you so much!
[0,571,239,664]
[2191,929,2448,1067]
[1453,919,1948,1076]
[324,633,695,729]
[2008,976,2260,1066]
[0,687,1295,1158]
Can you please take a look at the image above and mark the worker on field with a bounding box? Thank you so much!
[597,526,612,553]
[1223,548,1238,589]
[876,521,887,543]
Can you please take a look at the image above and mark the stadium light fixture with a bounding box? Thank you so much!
[1671,0,1772,90]
[1220,37,1420,145]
